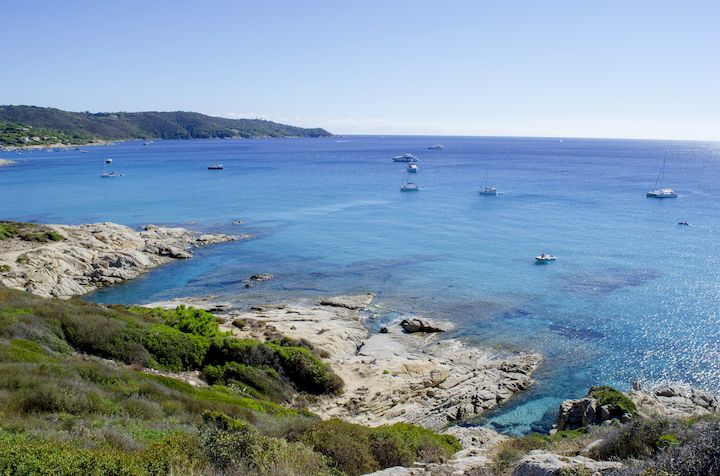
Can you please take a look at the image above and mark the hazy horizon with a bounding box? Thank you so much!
[2,0,719,141]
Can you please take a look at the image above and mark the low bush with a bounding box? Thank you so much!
[206,338,343,395]
[203,361,290,402]
[130,305,222,338]
[299,419,460,476]
[588,386,637,416]
[588,418,669,461]
[142,324,209,371]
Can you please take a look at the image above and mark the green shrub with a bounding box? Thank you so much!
[588,418,669,460]
[61,311,151,366]
[0,264,10,273]
[299,419,460,476]
[0,338,50,362]
[205,338,343,395]
[142,324,209,371]
[588,385,637,416]
[203,361,290,402]
[202,411,336,475]
[130,305,221,338]
[0,432,205,476]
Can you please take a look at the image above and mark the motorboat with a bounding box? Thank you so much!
[392,153,417,162]
[407,163,418,173]
[100,171,123,178]
[535,253,556,262]
[208,164,224,170]
[646,188,677,198]
[400,182,419,191]
[427,144,444,150]
[105,158,112,164]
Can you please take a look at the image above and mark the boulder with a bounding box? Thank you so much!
[512,450,623,476]
[557,398,599,431]
[249,273,273,281]
[400,318,445,333]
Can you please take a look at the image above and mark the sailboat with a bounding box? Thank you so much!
[647,153,677,198]
[478,170,497,196]
[100,158,123,177]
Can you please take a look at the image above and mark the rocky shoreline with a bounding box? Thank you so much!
[0,159,16,166]
[150,293,541,431]
[0,222,240,298]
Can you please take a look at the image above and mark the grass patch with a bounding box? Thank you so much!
[588,385,637,416]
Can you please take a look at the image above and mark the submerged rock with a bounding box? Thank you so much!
[248,273,273,281]
[400,318,445,333]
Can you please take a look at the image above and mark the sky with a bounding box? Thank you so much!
[1,0,719,140]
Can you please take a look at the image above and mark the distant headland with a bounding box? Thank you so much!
[0,105,332,149]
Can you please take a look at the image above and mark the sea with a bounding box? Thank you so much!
[1,135,719,434]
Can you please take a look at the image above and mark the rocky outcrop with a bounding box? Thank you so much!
[0,159,16,166]
[214,294,540,431]
[629,384,720,419]
[248,273,273,281]
[556,387,634,431]
[512,451,622,476]
[400,318,445,333]
[0,222,239,298]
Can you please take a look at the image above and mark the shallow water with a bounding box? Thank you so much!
[2,136,719,433]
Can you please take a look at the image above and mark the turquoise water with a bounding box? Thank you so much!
[2,136,719,433]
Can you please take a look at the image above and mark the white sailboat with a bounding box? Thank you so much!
[478,170,497,196]
[100,158,123,177]
[647,153,677,198]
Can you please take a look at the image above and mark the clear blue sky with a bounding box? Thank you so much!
[2,0,719,140]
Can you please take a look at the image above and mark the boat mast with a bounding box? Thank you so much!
[654,152,667,189]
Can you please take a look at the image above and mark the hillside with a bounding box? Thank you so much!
[0,287,460,476]
[0,105,332,147]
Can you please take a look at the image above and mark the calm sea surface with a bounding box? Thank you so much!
[2,136,719,433]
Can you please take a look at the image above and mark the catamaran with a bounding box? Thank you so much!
[647,153,677,198]
[478,170,497,196]
[392,153,417,162]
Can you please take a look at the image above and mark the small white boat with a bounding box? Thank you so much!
[647,153,677,198]
[105,157,112,164]
[427,144,444,150]
[646,188,677,198]
[400,182,419,191]
[407,163,418,173]
[535,253,556,262]
[208,164,224,170]
[100,171,124,178]
[392,153,417,162]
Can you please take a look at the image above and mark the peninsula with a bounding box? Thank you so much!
[0,105,332,149]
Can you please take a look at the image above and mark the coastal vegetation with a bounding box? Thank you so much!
[484,398,720,475]
[0,105,332,148]
[0,287,458,475]
[0,221,65,242]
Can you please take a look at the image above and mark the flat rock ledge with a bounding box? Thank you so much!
[511,451,622,476]
[222,294,540,431]
[0,222,239,299]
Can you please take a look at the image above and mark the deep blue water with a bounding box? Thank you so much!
[2,136,719,433]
